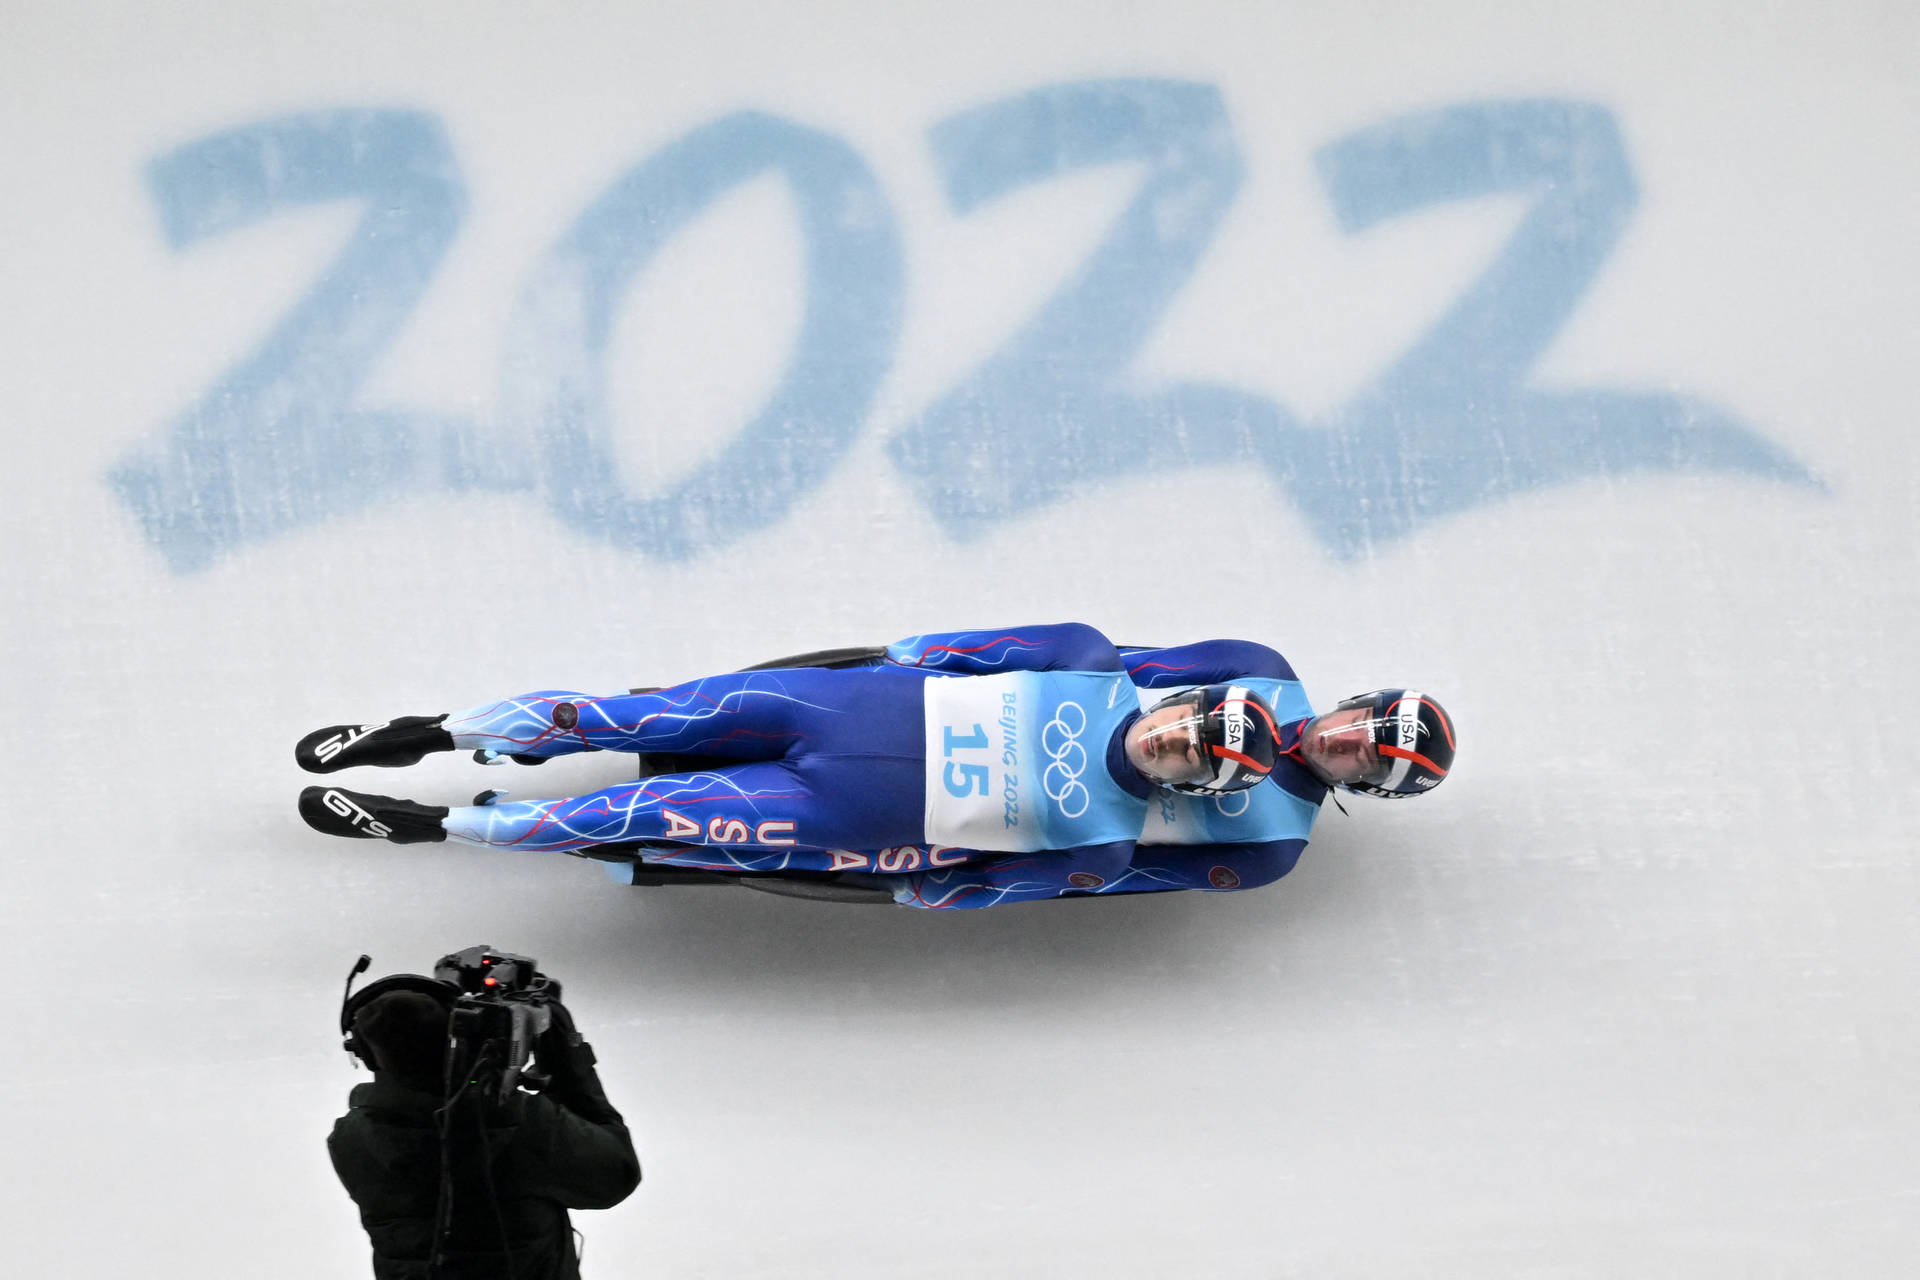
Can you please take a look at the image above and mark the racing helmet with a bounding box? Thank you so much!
[1315,689,1456,798]
[1135,683,1281,796]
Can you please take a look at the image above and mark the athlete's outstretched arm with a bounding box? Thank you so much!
[885,623,1122,675]
[1120,640,1296,688]
[1093,839,1305,897]
[442,671,840,762]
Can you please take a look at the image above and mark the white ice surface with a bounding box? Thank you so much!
[2,3,1917,1276]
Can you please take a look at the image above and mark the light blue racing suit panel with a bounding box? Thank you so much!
[1110,638,1324,897]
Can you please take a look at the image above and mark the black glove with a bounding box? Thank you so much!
[543,999,582,1049]
[537,999,596,1078]
[529,997,623,1120]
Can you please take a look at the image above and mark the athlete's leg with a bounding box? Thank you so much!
[444,668,879,763]
[885,841,1135,910]
[301,667,930,857]
[438,752,926,865]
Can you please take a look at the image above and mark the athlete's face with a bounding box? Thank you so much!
[1299,707,1379,785]
[1125,704,1211,787]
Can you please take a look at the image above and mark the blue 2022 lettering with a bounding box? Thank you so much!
[108,85,1817,574]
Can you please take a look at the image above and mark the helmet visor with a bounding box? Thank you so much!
[1315,694,1450,791]
[1130,698,1216,787]
[1302,708,1388,787]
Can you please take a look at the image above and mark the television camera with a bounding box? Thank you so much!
[341,944,564,1103]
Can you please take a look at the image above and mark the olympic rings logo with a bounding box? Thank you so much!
[1041,700,1090,818]
[1212,789,1251,818]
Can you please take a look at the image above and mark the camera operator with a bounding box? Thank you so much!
[330,951,641,1279]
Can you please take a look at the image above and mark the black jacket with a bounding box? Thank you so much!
[329,1042,641,1279]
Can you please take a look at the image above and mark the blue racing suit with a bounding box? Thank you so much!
[889,639,1329,908]
[435,625,1327,909]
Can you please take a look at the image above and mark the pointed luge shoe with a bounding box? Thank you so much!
[296,715,454,774]
[299,786,449,844]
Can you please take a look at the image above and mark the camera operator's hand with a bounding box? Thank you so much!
[526,995,625,1124]
[543,999,584,1051]
[536,999,600,1087]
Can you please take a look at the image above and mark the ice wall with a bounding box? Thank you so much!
[3,2,1915,1275]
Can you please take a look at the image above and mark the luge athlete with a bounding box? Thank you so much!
[297,624,1455,909]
